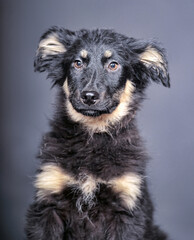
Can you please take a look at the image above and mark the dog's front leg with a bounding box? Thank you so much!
[25,201,64,240]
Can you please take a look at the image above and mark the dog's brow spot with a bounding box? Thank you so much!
[80,49,88,58]
[104,50,112,58]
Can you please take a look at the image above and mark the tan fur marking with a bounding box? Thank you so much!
[37,34,66,57]
[65,80,135,133]
[35,165,141,210]
[104,50,112,58]
[80,175,97,196]
[63,79,70,97]
[140,47,165,72]
[80,49,88,58]
[35,164,74,199]
[109,173,142,209]
[35,164,98,202]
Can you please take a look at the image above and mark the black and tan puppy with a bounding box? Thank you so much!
[26,27,170,240]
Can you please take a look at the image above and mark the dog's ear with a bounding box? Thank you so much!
[131,41,170,88]
[34,26,76,73]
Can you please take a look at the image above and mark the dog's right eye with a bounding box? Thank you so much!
[74,60,83,69]
[108,61,119,71]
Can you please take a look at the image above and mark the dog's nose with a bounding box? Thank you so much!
[81,91,99,106]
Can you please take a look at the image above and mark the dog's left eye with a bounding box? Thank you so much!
[108,62,119,71]
[74,60,83,69]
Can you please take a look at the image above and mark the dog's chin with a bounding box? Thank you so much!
[77,109,107,117]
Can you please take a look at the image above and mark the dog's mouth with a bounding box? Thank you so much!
[77,109,109,117]
[69,98,119,117]
[73,104,118,117]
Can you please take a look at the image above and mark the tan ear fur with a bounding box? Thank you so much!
[37,34,66,58]
[140,47,166,72]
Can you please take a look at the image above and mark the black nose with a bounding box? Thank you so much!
[81,91,100,106]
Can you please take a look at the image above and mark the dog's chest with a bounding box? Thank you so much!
[35,164,142,211]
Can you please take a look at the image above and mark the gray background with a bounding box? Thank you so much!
[1,0,194,239]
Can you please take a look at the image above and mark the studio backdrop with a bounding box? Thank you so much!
[1,1,194,239]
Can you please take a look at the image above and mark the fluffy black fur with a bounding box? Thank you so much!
[26,27,170,240]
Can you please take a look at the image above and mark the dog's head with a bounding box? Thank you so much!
[35,27,170,132]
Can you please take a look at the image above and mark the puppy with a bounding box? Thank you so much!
[26,27,170,240]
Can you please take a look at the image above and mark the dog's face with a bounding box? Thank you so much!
[35,27,170,132]
[66,44,127,117]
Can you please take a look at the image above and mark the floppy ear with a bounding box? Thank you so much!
[131,41,170,88]
[34,26,76,74]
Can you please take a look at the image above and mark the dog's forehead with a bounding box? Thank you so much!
[74,41,124,63]
[78,44,115,59]
[74,30,127,58]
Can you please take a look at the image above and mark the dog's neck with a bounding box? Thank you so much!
[39,89,147,179]
[54,100,139,140]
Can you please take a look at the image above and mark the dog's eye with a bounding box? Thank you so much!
[74,60,83,69]
[108,62,119,71]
